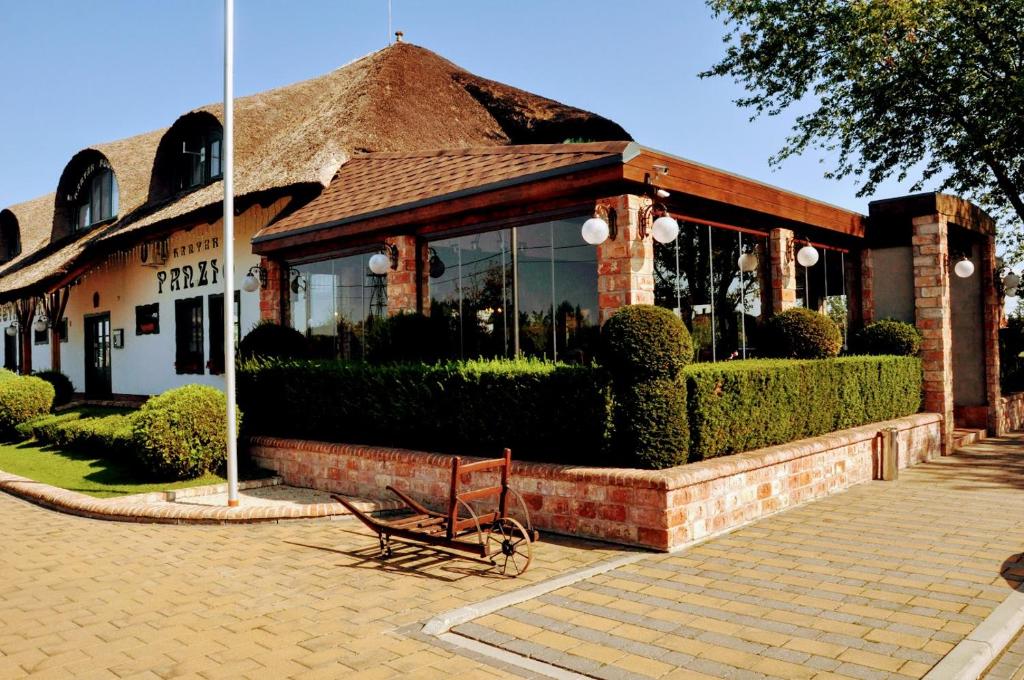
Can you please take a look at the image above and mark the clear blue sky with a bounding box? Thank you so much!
[0,0,922,212]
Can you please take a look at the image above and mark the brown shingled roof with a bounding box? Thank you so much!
[256,142,634,243]
[0,42,630,299]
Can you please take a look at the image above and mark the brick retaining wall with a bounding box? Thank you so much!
[249,413,941,552]
[1000,392,1024,433]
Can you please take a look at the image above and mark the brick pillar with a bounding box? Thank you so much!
[597,195,654,325]
[912,215,954,455]
[982,235,1003,434]
[386,235,421,316]
[860,248,875,325]
[259,256,287,324]
[768,228,796,313]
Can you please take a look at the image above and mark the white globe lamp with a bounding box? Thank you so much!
[738,251,758,273]
[1003,272,1020,292]
[32,317,47,333]
[5,325,16,337]
[796,244,819,267]
[368,252,391,276]
[580,217,610,245]
[242,272,260,293]
[651,215,679,244]
[953,257,974,278]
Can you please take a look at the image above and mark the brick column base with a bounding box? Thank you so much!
[769,228,796,313]
[259,257,287,325]
[860,248,875,325]
[597,195,654,325]
[386,236,421,316]
[912,215,954,455]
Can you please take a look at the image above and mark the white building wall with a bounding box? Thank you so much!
[0,213,265,396]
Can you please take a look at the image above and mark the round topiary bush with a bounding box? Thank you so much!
[239,321,309,360]
[763,308,842,359]
[600,305,693,381]
[613,378,689,469]
[365,312,449,363]
[33,370,75,407]
[131,385,241,480]
[0,376,55,435]
[0,368,18,383]
[854,319,922,356]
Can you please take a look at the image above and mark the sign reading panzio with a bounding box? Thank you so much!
[154,234,222,294]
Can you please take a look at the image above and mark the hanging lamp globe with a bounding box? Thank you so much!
[796,244,819,267]
[580,216,610,245]
[5,325,15,337]
[1003,271,1020,291]
[368,252,391,276]
[651,215,680,244]
[738,251,758,273]
[32,317,47,333]
[242,272,260,293]
[954,257,975,278]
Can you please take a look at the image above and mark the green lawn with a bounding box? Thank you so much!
[0,440,228,498]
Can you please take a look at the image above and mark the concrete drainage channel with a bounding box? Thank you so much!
[410,553,1024,680]
[409,554,646,679]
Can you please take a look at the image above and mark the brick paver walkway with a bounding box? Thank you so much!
[451,435,1024,679]
[985,628,1024,679]
[2,434,1023,679]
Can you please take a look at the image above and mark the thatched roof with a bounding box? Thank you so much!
[0,42,629,299]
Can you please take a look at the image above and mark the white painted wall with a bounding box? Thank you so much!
[0,217,262,396]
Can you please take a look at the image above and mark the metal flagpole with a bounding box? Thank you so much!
[224,0,239,507]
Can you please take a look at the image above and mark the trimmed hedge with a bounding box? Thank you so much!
[131,385,240,480]
[600,305,693,380]
[238,358,613,464]
[33,370,75,407]
[239,321,309,360]
[612,378,688,469]
[685,356,922,460]
[0,375,54,435]
[26,412,134,456]
[763,308,842,359]
[854,320,922,356]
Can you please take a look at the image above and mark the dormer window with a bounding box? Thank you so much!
[72,166,119,231]
[178,130,222,190]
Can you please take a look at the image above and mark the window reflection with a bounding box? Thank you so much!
[655,221,769,361]
[796,245,850,347]
[428,218,598,361]
[289,254,380,360]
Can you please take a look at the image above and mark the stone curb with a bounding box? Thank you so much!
[923,585,1024,680]
[0,470,401,525]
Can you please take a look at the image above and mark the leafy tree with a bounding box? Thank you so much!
[703,0,1024,245]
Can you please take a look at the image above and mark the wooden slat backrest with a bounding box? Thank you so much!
[447,448,513,539]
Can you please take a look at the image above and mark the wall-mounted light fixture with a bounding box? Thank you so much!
[796,240,820,267]
[1003,270,1020,297]
[32,315,48,333]
[5,321,18,337]
[951,251,975,278]
[287,267,307,295]
[427,247,446,279]
[738,244,758,273]
[581,204,617,245]
[242,265,267,293]
[638,173,679,244]
[368,243,399,276]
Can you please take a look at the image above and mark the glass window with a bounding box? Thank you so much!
[289,253,378,360]
[179,130,223,190]
[135,303,159,335]
[655,221,769,361]
[34,325,48,345]
[427,217,598,362]
[74,169,118,231]
[208,291,240,375]
[57,318,68,343]
[174,296,204,374]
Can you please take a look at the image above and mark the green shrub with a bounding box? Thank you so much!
[854,319,922,356]
[0,376,54,435]
[131,385,240,480]
[33,370,75,407]
[612,378,688,469]
[600,305,693,381]
[685,356,922,460]
[763,308,842,359]
[365,312,449,363]
[239,321,309,360]
[238,358,612,464]
[0,369,18,382]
